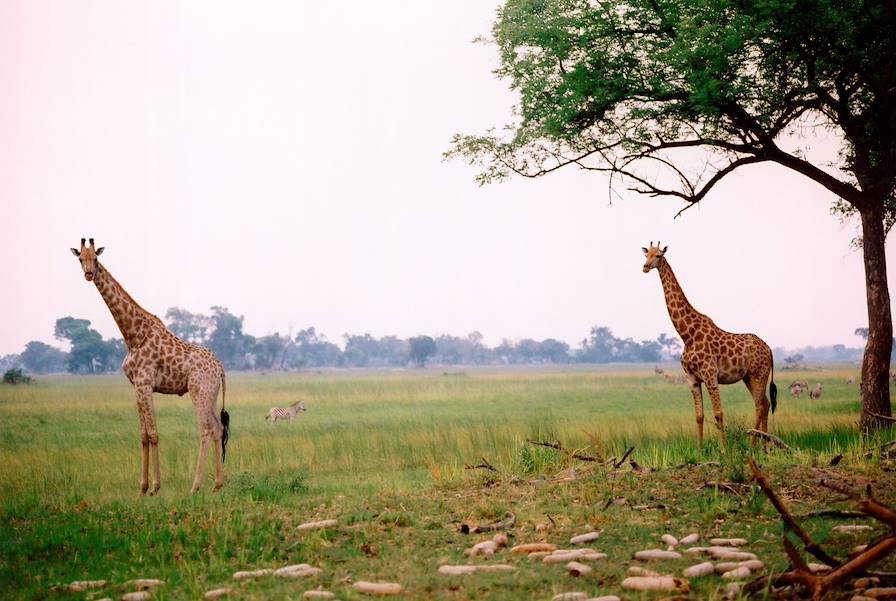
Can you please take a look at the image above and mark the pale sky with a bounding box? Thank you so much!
[1,1,892,356]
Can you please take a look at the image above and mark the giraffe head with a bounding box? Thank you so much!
[70,238,105,281]
[641,241,668,273]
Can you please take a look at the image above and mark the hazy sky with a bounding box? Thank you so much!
[2,1,892,356]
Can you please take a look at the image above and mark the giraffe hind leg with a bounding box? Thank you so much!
[686,377,705,447]
[704,380,725,450]
[134,384,156,495]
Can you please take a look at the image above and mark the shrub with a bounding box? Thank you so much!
[3,369,32,385]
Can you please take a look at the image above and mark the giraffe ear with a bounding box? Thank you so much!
[641,247,648,254]
[95,247,105,255]
[70,248,80,257]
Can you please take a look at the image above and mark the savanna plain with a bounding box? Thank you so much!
[1,366,894,600]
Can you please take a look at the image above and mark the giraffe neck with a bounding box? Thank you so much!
[657,258,705,344]
[92,262,157,349]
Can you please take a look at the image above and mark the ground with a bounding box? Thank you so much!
[0,366,893,600]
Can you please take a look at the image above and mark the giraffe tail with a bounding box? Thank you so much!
[769,357,778,414]
[220,372,230,462]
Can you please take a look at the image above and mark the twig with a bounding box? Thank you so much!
[748,459,839,567]
[613,446,635,469]
[526,439,600,462]
[864,409,896,423]
[746,429,791,451]
[799,509,869,520]
[464,457,498,472]
[466,511,516,534]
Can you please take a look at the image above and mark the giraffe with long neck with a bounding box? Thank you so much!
[642,242,777,447]
[70,238,230,494]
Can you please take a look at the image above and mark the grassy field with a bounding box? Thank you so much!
[1,365,894,600]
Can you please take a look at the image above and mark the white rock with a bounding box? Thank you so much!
[566,561,593,576]
[714,562,738,574]
[661,534,679,547]
[585,597,621,601]
[66,580,107,592]
[511,543,556,554]
[832,524,873,533]
[684,546,708,554]
[465,540,498,556]
[710,538,748,546]
[123,579,164,589]
[233,569,273,580]
[352,581,403,595]
[633,549,682,561]
[721,566,751,580]
[807,563,832,573]
[627,566,661,577]
[621,576,690,592]
[277,567,322,579]
[551,594,587,601]
[679,533,699,545]
[492,533,508,547]
[297,519,338,531]
[682,562,714,577]
[203,588,233,599]
[738,559,764,571]
[570,532,600,545]
[122,593,151,601]
[706,547,757,561]
[724,582,745,600]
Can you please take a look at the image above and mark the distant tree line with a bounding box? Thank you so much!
[0,307,874,375]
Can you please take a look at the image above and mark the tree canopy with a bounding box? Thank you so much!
[448,0,895,429]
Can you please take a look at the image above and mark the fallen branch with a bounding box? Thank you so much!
[746,429,791,451]
[748,459,839,567]
[613,446,635,469]
[526,439,600,462]
[799,509,869,520]
[461,511,516,534]
[464,457,498,472]
[864,409,896,423]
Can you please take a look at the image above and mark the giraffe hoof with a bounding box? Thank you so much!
[140,483,149,495]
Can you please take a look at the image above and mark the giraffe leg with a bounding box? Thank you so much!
[686,376,705,446]
[134,384,154,495]
[141,392,162,496]
[704,379,725,450]
[189,384,216,494]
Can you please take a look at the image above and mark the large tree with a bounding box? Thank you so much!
[448,0,895,430]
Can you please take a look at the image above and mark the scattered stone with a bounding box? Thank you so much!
[706,547,757,561]
[535,523,548,534]
[679,533,699,545]
[684,546,708,555]
[65,580,107,592]
[621,576,690,592]
[203,588,233,599]
[528,551,553,560]
[465,540,498,556]
[566,561,592,577]
[714,562,738,574]
[852,596,877,601]
[724,582,745,599]
[123,579,165,589]
[807,563,832,573]
[661,534,679,547]
[297,519,338,531]
[710,538,747,546]
[633,549,682,561]
[544,549,607,564]
[682,562,714,577]
[854,544,870,554]
[861,587,896,599]
[512,542,557,554]
[855,577,882,590]
[492,533,509,547]
[302,592,336,600]
[438,564,515,575]
[586,596,621,601]
[551,593,587,601]
[832,524,873,533]
[352,581,403,596]
[626,566,661,577]
[276,565,322,579]
[721,566,751,580]
[233,569,273,580]
[738,559,764,571]
[122,593,151,601]
[570,532,600,545]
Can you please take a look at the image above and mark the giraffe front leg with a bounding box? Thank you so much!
[134,384,154,495]
[705,380,725,451]
[140,390,162,496]
[191,431,211,494]
[686,377,705,447]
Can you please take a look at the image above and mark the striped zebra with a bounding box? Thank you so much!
[265,400,307,424]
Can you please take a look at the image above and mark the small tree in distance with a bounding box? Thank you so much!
[448,0,895,430]
[409,336,437,368]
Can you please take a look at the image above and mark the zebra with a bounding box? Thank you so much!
[265,400,307,424]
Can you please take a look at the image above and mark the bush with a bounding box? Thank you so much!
[3,369,32,385]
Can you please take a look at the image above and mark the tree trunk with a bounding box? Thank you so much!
[858,204,893,432]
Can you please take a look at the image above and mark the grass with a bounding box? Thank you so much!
[1,365,893,599]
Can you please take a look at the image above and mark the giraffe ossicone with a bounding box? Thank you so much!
[70,238,231,495]
[642,242,777,448]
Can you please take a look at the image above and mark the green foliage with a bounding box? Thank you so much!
[20,341,67,374]
[53,317,122,374]
[408,335,437,367]
[2,369,32,385]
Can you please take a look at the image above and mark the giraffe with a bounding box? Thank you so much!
[642,242,777,447]
[70,238,230,495]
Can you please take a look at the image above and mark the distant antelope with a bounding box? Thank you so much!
[654,366,664,376]
[809,384,822,400]
[846,376,855,385]
[265,400,307,424]
[789,381,804,398]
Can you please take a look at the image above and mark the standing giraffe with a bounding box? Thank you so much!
[70,238,230,495]
[642,242,777,447]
